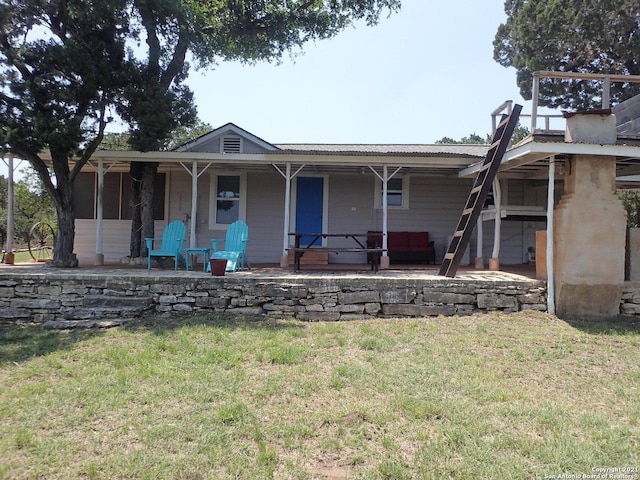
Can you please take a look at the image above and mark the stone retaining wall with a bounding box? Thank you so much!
[0,272,548,328]
[620,282,640,316]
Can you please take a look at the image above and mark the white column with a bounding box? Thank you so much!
[546,156,556,315]
[190,161,198,248]
[281,163,292,267]
[382,165,388,253]
[273,163,304,267]
[368,165,401,270]
[531,73,540,131]
[95,158,104,265]
[4,153,15,264]
[490,178,502,270]
[475,217,484,269]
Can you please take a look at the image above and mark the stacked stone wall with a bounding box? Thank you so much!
[0,272,548,328]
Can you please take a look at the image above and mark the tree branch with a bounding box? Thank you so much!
[160,28,189,91]
[136,0,161,78]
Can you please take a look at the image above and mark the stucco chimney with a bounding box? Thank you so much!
[564,110,617,144]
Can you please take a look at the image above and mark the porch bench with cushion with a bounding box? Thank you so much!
[367,231,436,264]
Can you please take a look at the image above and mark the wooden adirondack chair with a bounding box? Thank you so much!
[208,220,251,272]
[145,220,186,270]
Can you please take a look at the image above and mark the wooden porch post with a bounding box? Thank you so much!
[281,162,292,267]
[190,160,198,249]
[547,156,556,315]
[475,218,484,269]
[95,158,104,265]
[3,153,15,264]
[489,177,502,270]
[273,162,305,267]
[369,165,401,270]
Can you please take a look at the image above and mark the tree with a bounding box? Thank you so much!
[493,0,640,110]
[121,0,402,259]
[435,133,490,144]
[0,0,130,267]
[435,125,529,145]
[1,0,401,266]
[619,190,640,228]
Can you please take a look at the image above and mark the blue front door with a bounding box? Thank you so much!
[296,177,324,246]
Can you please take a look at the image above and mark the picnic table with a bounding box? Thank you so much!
[288,232,383,272]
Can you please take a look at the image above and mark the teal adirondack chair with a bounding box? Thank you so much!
[145,220,186,270]
[208,220,251,272]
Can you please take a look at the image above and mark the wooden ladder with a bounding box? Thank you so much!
[438,104,522,278]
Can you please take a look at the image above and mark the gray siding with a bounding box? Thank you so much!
[73,170,538,267]
[245,172,286,263]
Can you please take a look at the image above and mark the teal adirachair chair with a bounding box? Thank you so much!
[145,220,186,270]
[208,220,251,272]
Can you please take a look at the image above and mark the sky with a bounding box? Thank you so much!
[182,0,553,145]
[2,0,560,178]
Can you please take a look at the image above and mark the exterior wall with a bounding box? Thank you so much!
[75,220,168,265]
[245,171,286,263]
[72,169,537,266]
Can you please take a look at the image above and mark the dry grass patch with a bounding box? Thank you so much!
[1,311,639,479]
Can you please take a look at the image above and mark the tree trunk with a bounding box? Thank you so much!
[129,161,158,259]
[49,172,78,268]
[129,162,143,258]
[140,162,158,257]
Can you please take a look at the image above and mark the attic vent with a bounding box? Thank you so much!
[222,136,242,153]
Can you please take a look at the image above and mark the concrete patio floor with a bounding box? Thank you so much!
[0,260,540,283]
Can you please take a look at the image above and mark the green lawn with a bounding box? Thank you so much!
[1,311,639,479]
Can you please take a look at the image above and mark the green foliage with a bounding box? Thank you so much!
[435,132,490,144]
[0,166,56,249]
[196,0,401,64]
[435,124,530,145]
[0,0,132,265]
[618,190,640,227]
[494,0,640,109]
[100,120,213,151]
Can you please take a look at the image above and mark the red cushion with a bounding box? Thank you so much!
[408,232,430,250]
[388,232,410,251]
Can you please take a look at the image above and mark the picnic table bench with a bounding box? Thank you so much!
[288,232,383,272]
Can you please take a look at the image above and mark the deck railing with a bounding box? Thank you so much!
[530,71,640,132]
[492,71,640,135]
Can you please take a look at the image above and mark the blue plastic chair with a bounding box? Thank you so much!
[145,220,186,270]
[208,220,251,272]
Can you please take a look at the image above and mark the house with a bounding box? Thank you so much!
[74,122,549,268]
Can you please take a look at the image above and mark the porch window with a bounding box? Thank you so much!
[209,172,247,229]
[73,172,165,220]
[375,176,409,209]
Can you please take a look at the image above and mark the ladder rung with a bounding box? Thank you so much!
[496,116,509,129]
[444,253,455,260]
[470,186,482,195]
[462,207,474,216]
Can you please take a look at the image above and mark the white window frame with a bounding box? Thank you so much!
[209,172,247,229]
[374,175,409,209]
